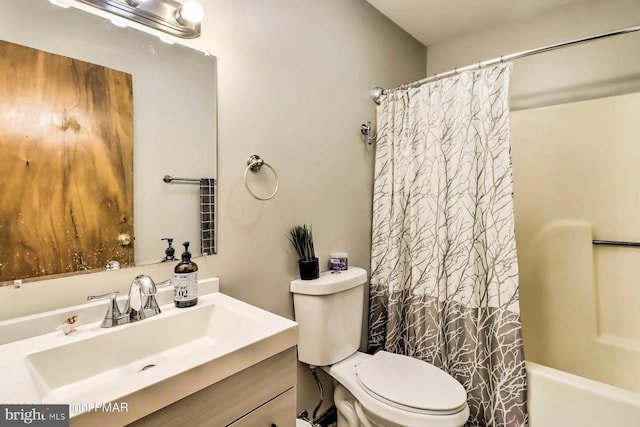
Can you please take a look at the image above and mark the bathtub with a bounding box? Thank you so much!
[527,362,640,426]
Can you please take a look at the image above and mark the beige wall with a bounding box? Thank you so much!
[0,0,426,417]
[426,0,640,111]
[195,0,425,322]
[197,0,425,414]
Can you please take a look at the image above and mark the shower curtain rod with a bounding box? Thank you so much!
[372,24,640,104]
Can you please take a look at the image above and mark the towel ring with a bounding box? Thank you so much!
[244,154,279,201]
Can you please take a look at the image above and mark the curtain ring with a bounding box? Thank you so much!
[244,154,279,201]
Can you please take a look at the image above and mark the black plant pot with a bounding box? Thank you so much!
[298,258,319,280]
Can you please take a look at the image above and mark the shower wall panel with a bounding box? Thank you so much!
[511,91,640,394]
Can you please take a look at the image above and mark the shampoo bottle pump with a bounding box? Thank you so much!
[173,241,198,308]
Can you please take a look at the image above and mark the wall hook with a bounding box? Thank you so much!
[360,121,377,145]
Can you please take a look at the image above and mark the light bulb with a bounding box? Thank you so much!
[176,1,204,24]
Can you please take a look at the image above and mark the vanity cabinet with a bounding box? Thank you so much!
[229,388,296,426]
[127,347,297,427]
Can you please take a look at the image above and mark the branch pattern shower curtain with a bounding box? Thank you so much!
[368,63,527,426]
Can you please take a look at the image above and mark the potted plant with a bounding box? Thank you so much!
[288,224,319,280]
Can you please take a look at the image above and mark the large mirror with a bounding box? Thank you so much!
[0,0,217,285]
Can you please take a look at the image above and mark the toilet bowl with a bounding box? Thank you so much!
[290,267,470,427]
[297,419,313,427]
[326,351,469,427]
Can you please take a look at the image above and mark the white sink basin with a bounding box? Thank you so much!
[0,285,298,422]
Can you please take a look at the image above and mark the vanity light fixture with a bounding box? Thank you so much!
[175,0,204,25]
[75,0,203,38]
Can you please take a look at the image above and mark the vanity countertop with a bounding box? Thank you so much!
[0,280,298,425]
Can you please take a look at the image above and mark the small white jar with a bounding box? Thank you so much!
[329,252,348,271]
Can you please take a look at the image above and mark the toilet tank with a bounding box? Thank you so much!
[290,267,367,366]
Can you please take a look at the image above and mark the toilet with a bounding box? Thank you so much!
[290,267,469,427]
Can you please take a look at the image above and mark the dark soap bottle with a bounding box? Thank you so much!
[173,242,198,308]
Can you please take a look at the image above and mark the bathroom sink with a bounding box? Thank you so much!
[0,288,298,420]
[26,294,276,403]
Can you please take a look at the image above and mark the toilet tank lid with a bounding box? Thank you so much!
[290,267,367,295]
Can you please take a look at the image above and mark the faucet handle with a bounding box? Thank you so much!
[156,278,172,288]
[87,291,128,328]
[87,291,119,301]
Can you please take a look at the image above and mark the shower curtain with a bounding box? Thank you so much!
[368,63,527,427]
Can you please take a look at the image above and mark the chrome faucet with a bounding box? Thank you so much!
[123,275,161,322]
[87,291,128,328]
[87,275,163,328]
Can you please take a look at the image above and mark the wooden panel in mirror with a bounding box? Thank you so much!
[0,40,134,282]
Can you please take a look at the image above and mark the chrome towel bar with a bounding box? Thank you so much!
[592,240,640,248]
[163,175,217,185]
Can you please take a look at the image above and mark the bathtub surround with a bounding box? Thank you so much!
[369,64,527,426]
[511,93,640,394]
[423,1,640,424]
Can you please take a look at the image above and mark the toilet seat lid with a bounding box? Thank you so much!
[355,351,467,414]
